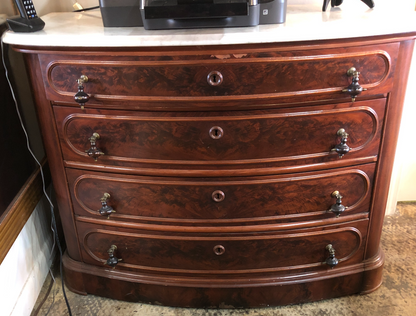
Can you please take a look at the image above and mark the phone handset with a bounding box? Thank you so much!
[7,0,45,32]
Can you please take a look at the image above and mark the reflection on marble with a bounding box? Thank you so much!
[2,2,416,48]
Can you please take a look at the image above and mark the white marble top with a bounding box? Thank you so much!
[2,1,416,47]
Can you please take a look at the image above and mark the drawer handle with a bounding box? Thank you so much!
[325,244,339,268]
[331,128,350,158]
[207,71,223,86]
[74,75,90,110]
[209,126,223,139]
[86,132,105,161]
[213,245,225,256]
[342,67,367,102]
[212,190,225,202]
[329,191,348,217]
[105,245,122,268]
[98,193,116,218]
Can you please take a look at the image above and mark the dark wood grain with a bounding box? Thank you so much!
[76,212,369,233]
[67,163,375,224]
[46,52,389,97]
[76,219,368,274]
[54,99,385,172]
[62,249,385,307]
[37,42,398,110]
[23,53,82,261]
[16,33,416,307]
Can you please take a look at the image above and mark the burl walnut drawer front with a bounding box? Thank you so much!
[67,163,375,224]
[39,43,397,108]
[55,99,385,172]
[76,219,368,274]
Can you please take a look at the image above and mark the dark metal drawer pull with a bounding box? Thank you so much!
[105,245,122,268]
[213,245,225,256]
[86,132,104,161]
[212,190,225,202]
[325,244,339,268]
[98,193,116,218]
[74,74,90,110]
[331,128,350,158]
[342,67,367,102]
[329,190,347,217]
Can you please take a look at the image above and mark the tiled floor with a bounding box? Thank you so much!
[31,203,416,316]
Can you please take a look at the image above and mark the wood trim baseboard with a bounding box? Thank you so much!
[0,158,50,264]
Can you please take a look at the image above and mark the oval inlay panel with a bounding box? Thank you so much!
[78,221,366,274]
[58,103,381,165]
[68,164,374,223]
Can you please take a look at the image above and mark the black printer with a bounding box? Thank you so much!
[99,0,287,29]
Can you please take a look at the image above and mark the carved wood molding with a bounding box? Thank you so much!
[0,158,50,264]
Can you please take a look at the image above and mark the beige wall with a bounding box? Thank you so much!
[391,47,416,203]
[56,0,99,15]
[0,0,17,16]
[0,0,99,17]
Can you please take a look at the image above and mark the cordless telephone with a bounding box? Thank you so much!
[7,0,45,32]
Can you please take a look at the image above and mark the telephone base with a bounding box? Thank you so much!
[7,16,45,33]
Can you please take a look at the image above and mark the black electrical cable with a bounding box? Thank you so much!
[73,6,99,12]
[1,38,73,316]
[46,204,72,316]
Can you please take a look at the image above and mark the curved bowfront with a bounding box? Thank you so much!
[4,4,416,308]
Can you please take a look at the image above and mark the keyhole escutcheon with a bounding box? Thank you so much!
[212,190,225,202]
[209,126,224,139]
[213,245,225,256]
[207,71,223,86]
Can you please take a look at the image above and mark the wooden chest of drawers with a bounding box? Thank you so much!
[19,35,415,307]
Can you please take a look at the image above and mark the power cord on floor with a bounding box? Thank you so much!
[1,38,73,316]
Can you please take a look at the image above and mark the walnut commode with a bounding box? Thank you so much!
[18,33,415,307]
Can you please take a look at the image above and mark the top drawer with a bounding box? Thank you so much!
[38,43,398,110]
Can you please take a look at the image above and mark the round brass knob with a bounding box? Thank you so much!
[207,71,223,86]
[213,245,225,256]
[212,190,225,202]
[209,126,223,139]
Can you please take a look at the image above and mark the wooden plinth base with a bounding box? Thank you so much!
[63,250,384,308]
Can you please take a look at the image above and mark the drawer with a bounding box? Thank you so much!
[76,219,368,274]
[55,99,385,173]
[39,43,398,109]
[68,163,375,224]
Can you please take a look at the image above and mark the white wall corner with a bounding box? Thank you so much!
[0,195,55,316]
[386,41,416,213]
